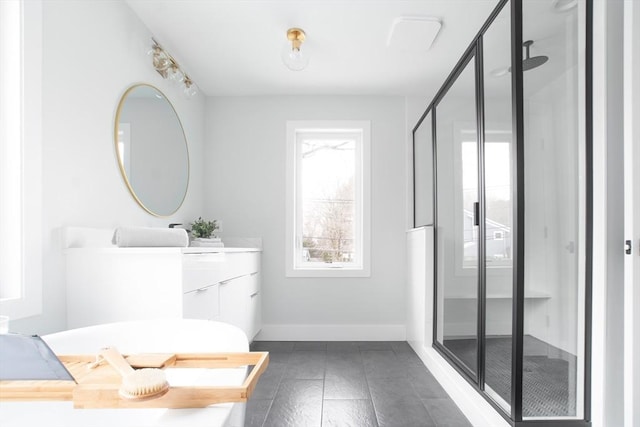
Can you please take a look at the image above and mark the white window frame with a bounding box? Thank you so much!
[285,120,371,278]
[0,0,43,320]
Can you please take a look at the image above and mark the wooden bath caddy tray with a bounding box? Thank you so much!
[0,351,269,409]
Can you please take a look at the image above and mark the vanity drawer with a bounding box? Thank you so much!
[182,252,226,269]
[183,284,220,320]
[225,252,260,281]
[182,253,225,293]
[247,271,260,295]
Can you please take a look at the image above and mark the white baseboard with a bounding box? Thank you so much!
[255,324,406,341]
[408,340,510,427]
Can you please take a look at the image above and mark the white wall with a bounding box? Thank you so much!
[603,0,625,424]
[11,0,206,335]
[205,96,407,340]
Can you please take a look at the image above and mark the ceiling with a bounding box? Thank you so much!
[125,0,501,97]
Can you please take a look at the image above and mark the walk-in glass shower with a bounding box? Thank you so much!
[413,0,591,425]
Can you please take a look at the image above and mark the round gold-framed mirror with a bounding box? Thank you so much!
[114,84,189,217]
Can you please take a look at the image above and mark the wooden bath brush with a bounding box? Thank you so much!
[98,347,170,400]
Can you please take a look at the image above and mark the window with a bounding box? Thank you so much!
[454,124,513,272]
[0,0,23,302]
[0,0,42,319]
[286,121,370,277]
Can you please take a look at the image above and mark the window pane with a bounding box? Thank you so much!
[300,137,356,265]
[0,0,23,300]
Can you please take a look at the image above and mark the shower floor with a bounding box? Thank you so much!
[444,335,577,417]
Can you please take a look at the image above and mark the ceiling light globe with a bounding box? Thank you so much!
[183,83,197,98]
[167,66,185,85]
[282,27,309,71]
[282,49,309,71]
[153,53,171,72]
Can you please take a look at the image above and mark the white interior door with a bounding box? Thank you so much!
[624,1,640,426]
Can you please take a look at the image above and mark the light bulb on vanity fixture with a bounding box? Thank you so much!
[167,64,185,85]
[149,37,198,98]
[281,28,309,71]
[183,77,197,98]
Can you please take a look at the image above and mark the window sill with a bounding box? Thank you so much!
[286,266,371,278]
[0,294,42,320]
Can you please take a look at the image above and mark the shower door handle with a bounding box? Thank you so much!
[474,202,480,226]
[565,241,575,253]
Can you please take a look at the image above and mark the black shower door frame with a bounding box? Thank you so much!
[414,0,594,425]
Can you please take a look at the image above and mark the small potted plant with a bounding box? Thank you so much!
[190,217,223,247]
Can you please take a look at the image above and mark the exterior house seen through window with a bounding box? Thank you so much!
[460,138,513,269]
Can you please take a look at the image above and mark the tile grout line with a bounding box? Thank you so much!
[259,399,275,427]
[360,345,382,427]
[319,349,327,427]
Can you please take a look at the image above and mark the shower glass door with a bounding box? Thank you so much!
[435,52,479,379]
[481,2,514,413]
[521,0,587,419]
[427,0,590,424]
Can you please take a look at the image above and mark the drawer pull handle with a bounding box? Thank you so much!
[250,292,259,298]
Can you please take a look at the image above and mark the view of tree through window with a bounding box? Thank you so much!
[300,138,356,264]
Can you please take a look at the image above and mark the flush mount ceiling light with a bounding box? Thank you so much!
[282,28,309,71]
[149,38,197,98]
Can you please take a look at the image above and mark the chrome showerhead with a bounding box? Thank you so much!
[522,40,548,71]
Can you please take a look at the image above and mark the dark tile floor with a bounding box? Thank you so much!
[247,341,472,427]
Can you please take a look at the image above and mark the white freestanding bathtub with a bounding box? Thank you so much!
[0,319,250,427]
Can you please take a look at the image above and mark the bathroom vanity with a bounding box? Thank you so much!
[65,246,262,341]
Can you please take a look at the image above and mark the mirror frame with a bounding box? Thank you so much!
[113,83,190,217]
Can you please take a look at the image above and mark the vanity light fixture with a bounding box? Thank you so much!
[282,28,309,71]
[149,38,198,98]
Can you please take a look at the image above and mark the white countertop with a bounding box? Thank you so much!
[62,227,262,254]
[64,246,261,254]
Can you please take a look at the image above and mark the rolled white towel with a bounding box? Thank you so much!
[112,227,189,248]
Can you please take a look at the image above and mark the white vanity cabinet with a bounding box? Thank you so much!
[219,272,261,342]
[182,283,220,321]
[65,248,262,340]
